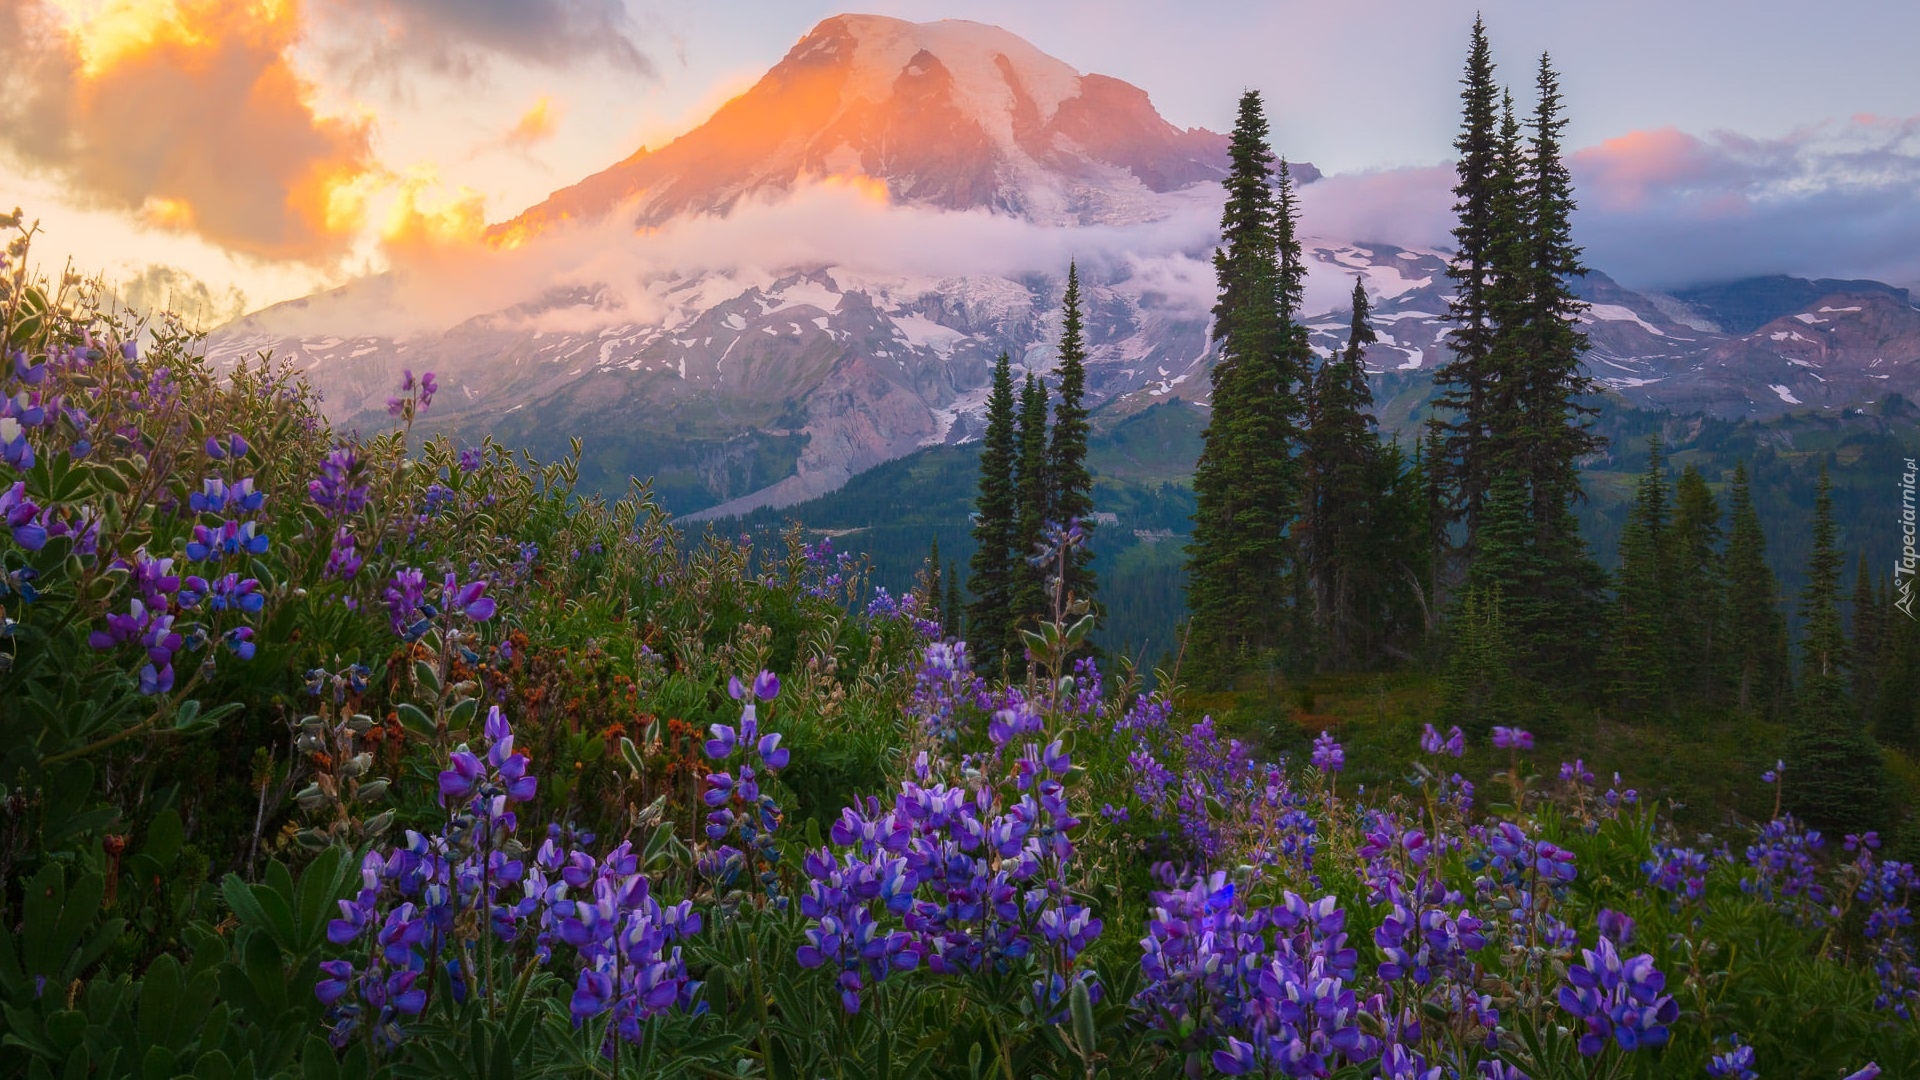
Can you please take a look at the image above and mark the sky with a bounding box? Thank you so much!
[2,0,1917,323]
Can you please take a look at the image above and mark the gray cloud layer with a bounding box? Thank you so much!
[320,0,656,80]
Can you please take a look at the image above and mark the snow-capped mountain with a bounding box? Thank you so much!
[207,13,1920,515]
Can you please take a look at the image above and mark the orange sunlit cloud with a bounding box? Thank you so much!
[380,166,487,254]
[1569,127,1715,211]
[1,0,375,261]
[505,95,560,148]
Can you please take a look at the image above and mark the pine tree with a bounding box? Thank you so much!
[1048,261,1097,613]
[943,560,962,640]
[1873,587,1919,752]
[1721,462,1791,714]
[1784,465,1886,833]
[1442,584,1519,738]
[1668,465,1725,707]
[1431,15,1505,547]
[967,354,1019,666]
[1303,278,1382,669]
[1185,90,1305,682]
[1608,438,1670,711]
[1852,553,1884,704]
[1515,54,1604,534]
[924,536,943,625]
[1011,372,1053,646]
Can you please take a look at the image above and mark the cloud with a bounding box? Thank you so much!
[113,263,249,327]
[316,0,654,81]
[504,95,560,149]
[292,181,1230,338]
[1570,115,1920,289]
[1274,114,1920,292]
[0,0,376,262]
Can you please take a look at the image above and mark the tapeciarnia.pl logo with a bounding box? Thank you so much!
[1899,457,1918,620]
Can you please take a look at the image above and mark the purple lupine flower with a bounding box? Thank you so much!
[440,573,495,621]
[384,568,428,638]
[1842,1067,1882,1080]
[1492,726,1533,751]
[1556,935,1679,1056]
[310,445,370,517]
[1311,730,1344,773]
[1560,759,1596,785]
[0,415,31,471]
[1644,846,1712,903]
[418,372,437,409]
[188,477,265,515]
[1,482,47,550]
[203,434,249,461]
[1761,759,1784,784]
[185,520,269,561]
[752,668,780,701]
[1420,723,1465,757]
[1706,1035,1757,1080]
[457,446,483,472]
[326,527,363,580]
[439,749,483,804]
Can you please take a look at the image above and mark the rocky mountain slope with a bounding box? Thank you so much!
[206,13,1920,516]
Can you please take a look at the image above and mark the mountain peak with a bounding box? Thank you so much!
[486,13,1229,245]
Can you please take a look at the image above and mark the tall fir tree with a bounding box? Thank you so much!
[1873,585,1920,752]
[1303,278,1383,669]
[1851,553,1884,705]
[943,560,962,640]
[967,353,1019,666]
[1515,54,1604,533]
[1431,15,1505,549]
[1047,261,1097,613]
[1011,372,1053,644]
[1668,464,1726,707]
[1608,438,1671,711]
[1721,462,1791,714]
[1784,465,1886,833]
[1185,91,1305,681]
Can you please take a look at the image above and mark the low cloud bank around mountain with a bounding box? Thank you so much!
[1297,114,1920,293]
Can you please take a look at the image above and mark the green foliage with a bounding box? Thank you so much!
[967,354,1020,671]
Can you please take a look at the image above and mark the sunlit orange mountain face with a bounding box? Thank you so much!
[488,14,1234,247]
[209,13,1920,517]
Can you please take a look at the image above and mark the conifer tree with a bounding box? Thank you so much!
[1668,464,1725,706]
[1048,261,1097,612]
[924,536,943,626]
[1784,466,1886,833]
[1442,584,1518,738]
[1186,90,1305,680]
[1303,278,1382,668]
[1852,553,1884,704]
[1515,54,1604,534]
[1432,16,1505,546]
[1011,372,1053,644]
[1608,439,1670,711]
[944,560,962,640]
[967,354,1019,665]
[1722,462,1791,714]
[1873,589,1919,751]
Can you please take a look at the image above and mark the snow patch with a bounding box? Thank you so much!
[1768,384,1802,405]
[1793,313,1826,325]
[1582,304,1667,336]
